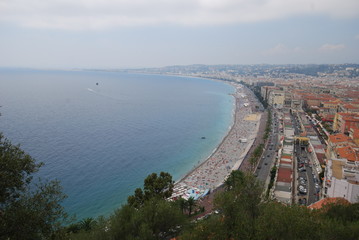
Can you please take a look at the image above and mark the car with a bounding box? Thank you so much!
[257,166,261,169]
[298,176,307,181]
[299,167,306,172]
[264,162,268,165]
[299,180,306,186]
[298,185,307,194]
[267,155,270,157]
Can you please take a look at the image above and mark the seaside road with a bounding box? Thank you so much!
[255,110,279,184]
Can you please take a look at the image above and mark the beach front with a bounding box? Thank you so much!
[171,83,262,200]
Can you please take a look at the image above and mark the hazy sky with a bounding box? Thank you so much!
[0,0,358,68]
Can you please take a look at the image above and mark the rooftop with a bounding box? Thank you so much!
[336,146,359,162]
[308,197,350,210]
[329,134,351,144]
[277,168,292,183]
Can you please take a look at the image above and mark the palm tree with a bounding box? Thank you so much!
[187,197,196,216]
[177,198,188,215]
[79,217,95,231]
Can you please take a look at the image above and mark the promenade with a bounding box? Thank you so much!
[171,83,262,200]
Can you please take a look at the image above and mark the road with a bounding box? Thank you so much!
[255,109,279,184]
[292,113,321,206]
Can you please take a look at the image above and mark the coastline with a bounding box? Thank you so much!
[171,82,262,199]
[174,89,237,184]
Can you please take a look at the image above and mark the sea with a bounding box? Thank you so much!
[0,68,235,220]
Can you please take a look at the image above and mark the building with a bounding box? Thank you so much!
[323,133,359,203]
[260,86,279,102]
[268,90,285,109]
[333,112,359,134]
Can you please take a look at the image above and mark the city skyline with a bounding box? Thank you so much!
[0,0,358,69]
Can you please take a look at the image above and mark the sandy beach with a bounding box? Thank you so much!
[171,83,262,200]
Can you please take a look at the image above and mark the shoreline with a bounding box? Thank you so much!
[174,85,238,184]
[171,82,262,199]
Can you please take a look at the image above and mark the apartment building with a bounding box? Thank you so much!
[324,133,359,203]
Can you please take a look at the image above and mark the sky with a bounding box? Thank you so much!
[0,0,358,69]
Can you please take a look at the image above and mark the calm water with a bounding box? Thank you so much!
[0,69,234,219]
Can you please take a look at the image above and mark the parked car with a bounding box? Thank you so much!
[299,180,306,186]
[298,176,307,182]
[298,185,307,194]
[299,167,306,172]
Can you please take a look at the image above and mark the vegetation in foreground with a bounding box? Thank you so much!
[0,133,67,239]
[2,133,359,240]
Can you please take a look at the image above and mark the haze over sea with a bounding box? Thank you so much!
[0,69,234,219]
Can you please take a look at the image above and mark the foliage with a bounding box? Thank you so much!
[176,197,188,215]
[127,172,174,208]
[224,170,244,191]
[109,199,186,240]
[180,171,359,240]
[0,133,67,239]
[249,143,264,170]
[186,197,196,216]
[213,173,263,239]
[69,172,187,240]
[0,133,42,204]
[256,202,320,239]
[66,170,359,240]
[66,216,109,240]
[266,166,277,197]
[264,109,272,140]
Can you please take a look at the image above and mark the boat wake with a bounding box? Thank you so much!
[86,87,125,103]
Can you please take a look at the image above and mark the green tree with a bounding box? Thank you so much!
[176,197,188,215]
[214,172,263,239]
[224,170,244,191]
[127,172,174,208]
[110,199,186,240]
[67,216,110,240]
[0,134,67,239]
[79,217,96,231]
[256,202,320,239]
[186,197,196,216]
[0,133,42,204]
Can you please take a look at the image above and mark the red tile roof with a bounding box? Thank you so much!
[277,168,292,183]
[329,134,350,144]
[336,146,359,161]
[308,197,350,210]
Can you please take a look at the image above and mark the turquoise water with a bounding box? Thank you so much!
[0,69,234,219]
